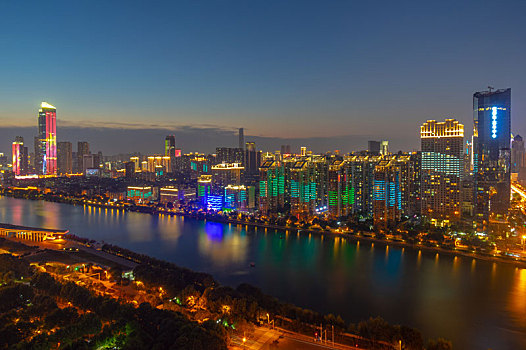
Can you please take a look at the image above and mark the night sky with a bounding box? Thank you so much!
[1,0,525,154]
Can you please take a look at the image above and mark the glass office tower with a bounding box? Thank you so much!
[473,88,511,227]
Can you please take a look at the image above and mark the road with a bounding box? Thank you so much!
[229,326,367,350]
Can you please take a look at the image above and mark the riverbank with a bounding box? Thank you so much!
[2,191,525,269]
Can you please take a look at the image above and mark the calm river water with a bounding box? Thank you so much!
[1,196,525,349]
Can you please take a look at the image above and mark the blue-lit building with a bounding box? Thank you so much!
[224,185,248,210]
[473,88,511,227]
[373,160,402,228]
[207,194,223,211]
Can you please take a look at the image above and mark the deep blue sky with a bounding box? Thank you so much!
[0,0,525,154]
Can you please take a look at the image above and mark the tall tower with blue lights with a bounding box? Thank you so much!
[473,88,511,228]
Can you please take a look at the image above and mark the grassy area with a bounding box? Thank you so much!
[0,237,38,254]
[74,249,128,270]
[24,249,82,265]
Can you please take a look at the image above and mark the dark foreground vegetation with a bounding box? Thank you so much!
[0,236,452,349]
[0,253,227,350]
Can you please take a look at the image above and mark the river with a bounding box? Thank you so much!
[0,196,525,349]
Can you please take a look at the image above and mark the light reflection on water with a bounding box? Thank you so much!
[0,196,525,349]
[508,268,526,330]
[197,222,248,268]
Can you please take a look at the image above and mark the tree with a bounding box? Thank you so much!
[427,338,452,350]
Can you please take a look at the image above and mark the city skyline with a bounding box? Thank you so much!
[1,0,525,154]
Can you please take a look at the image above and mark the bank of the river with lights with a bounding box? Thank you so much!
[2,190,525,269]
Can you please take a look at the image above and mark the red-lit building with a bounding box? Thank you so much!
[36,102,57,175]
[12,136,26,176]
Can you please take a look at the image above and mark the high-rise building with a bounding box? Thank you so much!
[165,135,176,158]
[36,102,57,175]
[349,155,380,217]
[124,161,135,178]
[280,145,291,156]
[216,147,244,165]
[146,155,171,175]
[368,141,381,155]
[77,142,90,173]
[473,88,511,226]
[289,161,316,218]
[406,152,422,216]
[160,187,180,205]
[259,161,285,215]
[82,154,95,174]
[224,185,248,210]
[373,159,402,228]
[197,175,213,207]
[211,163,244,190]
[239,128,244,149]
[420,119,464,225]
[512,135,524,173]
[130,156,140,171]
[244,142,261,186]
[327,159,352,217]
[12,136,26,176]
[57,141,73,174]
[380,141,389,156]
[512,135,526,186]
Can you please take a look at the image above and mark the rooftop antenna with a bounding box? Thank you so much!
[488,86,494,92]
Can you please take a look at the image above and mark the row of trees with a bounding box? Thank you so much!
[29,272,228,349]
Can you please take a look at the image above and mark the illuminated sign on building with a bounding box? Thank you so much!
[207,195,223,211]
[491,106,497,139]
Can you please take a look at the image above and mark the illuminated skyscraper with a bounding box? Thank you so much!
[373,159,402,228]
[36,102,57,175]
[259,161,285,215]
[380,141,389,156]
[420,119,464,225]
[12,136,26,176]
[473,88,511,227]
[289,161,316,218]
[211,162,243,190]
[197,175,213,207]
[327,159,352,217]
[349,155,380,216]
[224,185,248,210]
